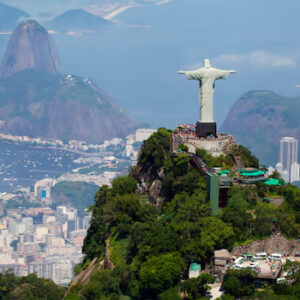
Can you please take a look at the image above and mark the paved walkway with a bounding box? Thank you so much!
[209,283,223,299]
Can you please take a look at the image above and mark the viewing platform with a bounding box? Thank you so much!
[171,124,235,157]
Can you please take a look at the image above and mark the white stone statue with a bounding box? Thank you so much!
[178,58,236,123]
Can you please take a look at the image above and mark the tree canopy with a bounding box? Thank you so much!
[76,130,300,299]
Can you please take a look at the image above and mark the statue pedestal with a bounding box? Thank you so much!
[196,121,216,138]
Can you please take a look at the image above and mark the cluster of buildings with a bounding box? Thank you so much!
[189,250,290,285]
[0,128,157,155]
[213,250,288,282]
[0,205,90,285]
[31,129,157,198]
[64,128,156,158]
[0,133,64,147]
[0,128,158,284]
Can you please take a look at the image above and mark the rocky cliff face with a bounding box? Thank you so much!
[221,90,300,166]
[0,20,137,143]
[1,20,59,76]
[231,234,300,257]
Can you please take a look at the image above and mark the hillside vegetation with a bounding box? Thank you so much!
[67,128,300,299]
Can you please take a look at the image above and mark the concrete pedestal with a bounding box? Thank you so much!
[196,121,216,138]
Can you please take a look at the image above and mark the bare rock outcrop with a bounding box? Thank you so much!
[65,257,98,298]
[133,164,166,206]
[136,178,148,195]
[231,234,300,257]
[1,20,59,76]
[101,238,115,269]
[149,179,164,206]
[65,239,115,298]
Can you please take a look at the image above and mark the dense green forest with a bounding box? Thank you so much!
[66,128,300,299]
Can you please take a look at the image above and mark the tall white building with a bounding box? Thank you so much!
[276,137,300,183]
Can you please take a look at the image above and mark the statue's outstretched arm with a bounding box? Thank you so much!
[178,70,203,80]
[216,69,236,80]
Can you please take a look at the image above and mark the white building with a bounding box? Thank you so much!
[276,137,300,183]
[82,214,91,230]
[52,260,73,284]
[103,137,122,148]
[35,226,48,242]
[34,178,56,199]
[291,162,300,183]
[0,253,15,265]
[8,218,25,238]
[22,217,34,233]
[267,166,276,176]
[0,229,12,252]
[188,262,201,278]
[135,128,157,142]
[46,235,65,247]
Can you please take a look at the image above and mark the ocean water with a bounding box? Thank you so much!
[0,141,84,193]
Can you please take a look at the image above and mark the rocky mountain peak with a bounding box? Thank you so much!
[0,19,59,76]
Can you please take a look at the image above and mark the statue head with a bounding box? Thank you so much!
[204,58,211,68]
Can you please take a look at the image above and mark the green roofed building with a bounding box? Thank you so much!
[189,262,201,278]
[239,169,265,177]
[218,170,230,175]
[264,178,285,186]
[238,169,267,183]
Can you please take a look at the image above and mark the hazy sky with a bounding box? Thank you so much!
[1,0,300,128]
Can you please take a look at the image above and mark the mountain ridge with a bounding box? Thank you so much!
[0,20,138,143]
[221,90,300,166]
[45,9,111,33]
[0,69,138,143]
[0,2,28,31]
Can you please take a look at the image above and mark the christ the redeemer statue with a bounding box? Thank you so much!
[178,58,236,124]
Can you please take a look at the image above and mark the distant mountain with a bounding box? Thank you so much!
[0,0,159,19]
[0,20,137,143]
[0,2,28,31]
[1,20,59,76]
[45,9,111,32]
[221,90,300,166]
